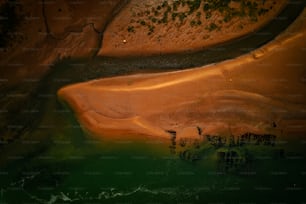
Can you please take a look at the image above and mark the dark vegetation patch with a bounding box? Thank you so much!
[166,125,279,172]
[128,0,275,35]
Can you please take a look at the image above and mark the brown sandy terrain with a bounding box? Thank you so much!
[99,0,288,56]
[0,0,124,88]
[0,0,132,145]
[58,8,306,141]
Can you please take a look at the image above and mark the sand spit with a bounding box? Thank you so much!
[58,8,306,140]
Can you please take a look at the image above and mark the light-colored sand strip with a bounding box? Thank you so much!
[58,8,306,140]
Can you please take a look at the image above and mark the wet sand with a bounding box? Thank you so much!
[58,8,306,140]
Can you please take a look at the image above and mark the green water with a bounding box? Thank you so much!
[1,98,306,203]
[1,57,306,203]
[1,57,306,202]
[1,2,306,203]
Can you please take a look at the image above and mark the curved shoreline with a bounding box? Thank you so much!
[92,0,304,72]
[58,7,306,140]
[0,1,304,147]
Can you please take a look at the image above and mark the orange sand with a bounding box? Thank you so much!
[58,8,306,140]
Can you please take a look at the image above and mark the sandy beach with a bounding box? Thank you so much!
[58,7,306,141]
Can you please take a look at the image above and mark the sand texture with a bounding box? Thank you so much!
[99,0,288,56]
[58,8,306,140]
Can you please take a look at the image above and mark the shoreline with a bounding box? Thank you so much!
[58,7,306,140]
